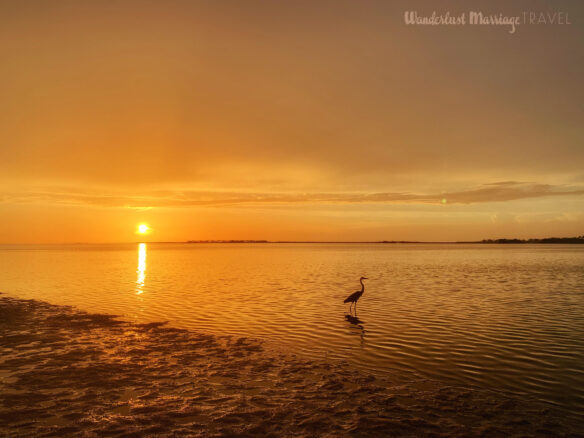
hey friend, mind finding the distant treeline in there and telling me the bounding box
[481,236,584,244]
[187,240,269,243]
[379,241,427,244]
[184,237,584,244]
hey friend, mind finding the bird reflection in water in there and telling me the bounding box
[136,243,147,295]
[345,314,365,345]
[345,314,363,325]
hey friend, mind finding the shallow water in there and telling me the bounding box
[4,296,575,437]
[1,243,583,421]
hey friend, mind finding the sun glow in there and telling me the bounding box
[137,224,150,235]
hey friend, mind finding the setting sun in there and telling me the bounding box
[137,224,150,235]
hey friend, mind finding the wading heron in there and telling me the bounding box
[344,277,367,314]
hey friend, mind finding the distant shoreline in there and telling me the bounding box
[184,237,584,244]
[2,237,583,246]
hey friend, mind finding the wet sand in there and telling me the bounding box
[0,295,581,437]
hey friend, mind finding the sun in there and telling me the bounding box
[137,224,150,235]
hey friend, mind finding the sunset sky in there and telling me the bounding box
[1,0,583,243]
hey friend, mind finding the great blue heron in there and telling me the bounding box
[344,277,367,314]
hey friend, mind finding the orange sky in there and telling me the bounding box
[1,0,583,243]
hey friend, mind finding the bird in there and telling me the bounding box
[344,277,368,314]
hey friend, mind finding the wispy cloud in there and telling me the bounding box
[2,182,583,209]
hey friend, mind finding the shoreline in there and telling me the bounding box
[1,295,581,437]
[2,236,584,246]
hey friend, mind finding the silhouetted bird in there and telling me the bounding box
[344,277,367,314]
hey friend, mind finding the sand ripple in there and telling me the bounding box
[0,295,581,437]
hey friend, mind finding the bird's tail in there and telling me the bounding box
[343,297,351,303]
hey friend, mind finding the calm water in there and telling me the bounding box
[1,243,583,418]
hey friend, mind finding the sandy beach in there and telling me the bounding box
[0,294,581,437]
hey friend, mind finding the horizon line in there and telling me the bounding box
[1,236,583,246]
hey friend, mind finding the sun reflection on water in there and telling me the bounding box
[136,243,147,295]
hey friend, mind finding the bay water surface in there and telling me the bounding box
[1,243,583,422]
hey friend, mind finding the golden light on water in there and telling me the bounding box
[136,243,147,295]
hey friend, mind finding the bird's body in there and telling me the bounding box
[343,290,363,304]
[344,277,367,314]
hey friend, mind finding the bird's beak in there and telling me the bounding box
[363,277,368,280]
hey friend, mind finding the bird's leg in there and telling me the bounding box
[348,302,353,314]
[355,302,358,315]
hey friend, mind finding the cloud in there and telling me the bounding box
[2,182,584,209]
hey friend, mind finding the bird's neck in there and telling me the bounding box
[360,279,365,291]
